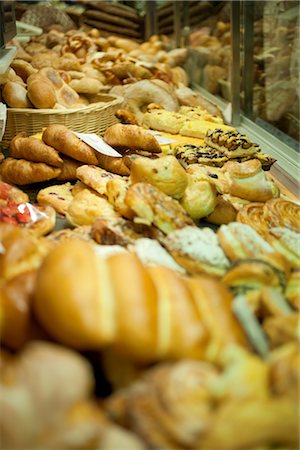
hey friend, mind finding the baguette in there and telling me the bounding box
[42,125,99,165]
[33,240,247,362]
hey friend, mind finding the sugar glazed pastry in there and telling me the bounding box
[205,129,260,159]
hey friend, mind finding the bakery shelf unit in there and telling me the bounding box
[153,0,299,194]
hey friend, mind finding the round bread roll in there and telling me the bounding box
[2,82,32,108]
[69,77,103,94]
[10,59,37,81]
[27,74,57,109]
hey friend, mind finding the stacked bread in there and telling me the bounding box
[83,1,142,40]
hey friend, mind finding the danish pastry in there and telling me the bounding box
[267,227,300,269]
[180,176,217,220]
[125,182,195,234]
[218,222,290,275]
[263,199,300,232]
[237,202,269,237]
[76,165,120,196]
[0,158,61,185]
[66,189,119,227]
[205,129,260,159]
[37,182,74,215]
[224,159,280,202]
[162,226,230,277]
[106,178,133,219]
[130,155,188,200]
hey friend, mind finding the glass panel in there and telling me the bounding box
[243,1,299,147]
[184,1,232,102]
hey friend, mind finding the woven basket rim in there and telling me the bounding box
[6,94,123,115]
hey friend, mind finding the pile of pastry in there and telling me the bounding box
[0,116,299,448]
[0,217,299,449]
[1,26,191,111]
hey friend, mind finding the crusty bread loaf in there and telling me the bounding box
[33,240,247,362]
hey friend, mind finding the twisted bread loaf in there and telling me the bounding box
[33,240,247,363]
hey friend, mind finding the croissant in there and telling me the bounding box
[33,240,247,363]
[10,133,63,167]
[42,125,99,165]
[104,123,161,154]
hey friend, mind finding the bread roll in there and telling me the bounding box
[33,240,247,361]
[10,59,37,81]
[27,74,57,109]
[42,125,99,165]
[2,81,32,108]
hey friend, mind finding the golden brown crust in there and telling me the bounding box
[0,158,61,185]
[10,134,63,168]
[130,155,188,200]
[95,153,130,176]
[115,109,139,125]
[76,165,120,195]
[125,182,195,234]
[2,81,32,108]
[27,205,56,237]
[205,195,237,225]
[27,73,57,109]
[263,198,300,232]
[91,216,145,246]
[106,178,134,219]
[56,156,84,181]
[37,183,73,215]
[237,202,269,237]
[285,271,300,310]
[43,125,99,165]
[104,124,161,153]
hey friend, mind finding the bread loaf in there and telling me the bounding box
[33,240,247,362]
[27,74,57,109]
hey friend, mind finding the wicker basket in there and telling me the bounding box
[2,94,124,147]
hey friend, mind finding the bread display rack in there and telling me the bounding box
[2,94,123,147]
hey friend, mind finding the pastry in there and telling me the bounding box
[10,133,63,167]
[71,180,98,196]
[26,204,56,237]
[66,189,119,227]
[38,67,79,108]
[114,79,179,122]
[186,164,230,194]
[76,165,121,196]
[42,125,99,165]
[142,110,186,134]
[33,240,246,359]
[47,226,93,244]
[106,178,133,219]
[104,124,161,153]
[205,195,237,225]
[263,198,300,232]
[0,158,61,185]
[131,238,186,274]
[95,153,130,176]
[92,216,145,246]
[217,222,290,275]
[115,109,139,125]
[180,176,217,220]
[224,159,280,202]
[161,226,230,277]
[179,105,224,123]
[237,202,269,237]
[175,144,228,168]
[180,121,235,139]
[56,156,83,180]
[37,182,74,215]
[125,182,195,234]
[263,313,298,348]
[0,181,29,205]
[0,223,51,280]
[205,129,260,158]
[130,155,188,200]
[285,270,300,310]
[267,227,300,269]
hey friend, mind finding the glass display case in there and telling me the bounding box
[151,0,299,191]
